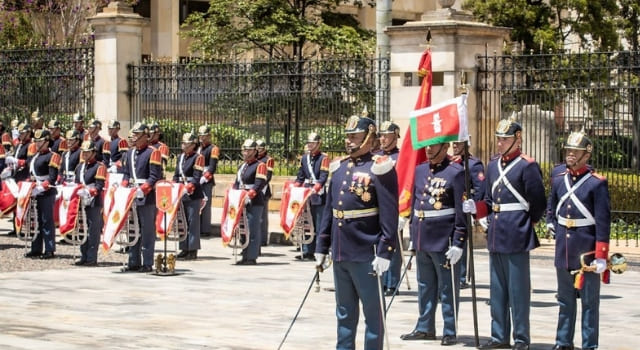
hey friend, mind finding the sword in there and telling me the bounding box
[373,246,390,350]
[277,269,319,350]
[386,254,414,313]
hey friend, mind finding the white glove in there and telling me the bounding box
[5,156,17,166]
[315,253,327,268]
[546,223,556,239]
[591,258,607,274]
[478,217,489,231]
[31,186,44,197]
[200,176,208,185]
[462,199,476,214]
[77,188,89,197]
[445,246,463,265]
[0,168,11,179]
[398,216,408,232]
[136,187,144,199]
[244,196,251,206]
[371,256,391,275]
[107,165,118,173]
[55,187,62,200]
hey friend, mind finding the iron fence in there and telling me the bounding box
[0,46,94,126]
[129,57,390,175]
[476,49,640,237]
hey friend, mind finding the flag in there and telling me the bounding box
[58,184,82,235]
[154,180,185,238]
[101,185,137,251]
[409,94,469,149]
[220,188,249,246]
[279,181,313,238]
[396,48,432,217]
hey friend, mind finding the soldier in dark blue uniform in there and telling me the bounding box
[57,130,83,185]
[72,112,86,141]
[120,122,163,273]
[174,131,205,260]
[74,140,107,266]
[315,115,398,350]
[294,132,329,260]
[233,139,267,265]
[451,139,486,289]
[4,122,32,236]
[149,123,170,173]
[24,129,61,259]
[47,118,64,155]
[31,108,44,131]
[547,131,610,350]
[463,118,546,350]
[197,125,219,237]
[85,120,105,163]
[256,140,274,247]
[374,121,403,296]
[103,120,129,172]
[400,141,467,346]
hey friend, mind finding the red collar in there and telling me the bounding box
[501,149,521,162]
[568,165,590,177]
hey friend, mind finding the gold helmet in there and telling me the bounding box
[47,118,62,129]
[107,120,120,129]
[33,129,51,142]
[80,140,97,152]
[31,108,43,123]
[181,131,198,144]
[495,116,522,137]
[564,129,592,153]
[198,124,211,136]
[131,122,149,134]
[242,138,257,150]
[307,132,321,143]
[72,112,84,122]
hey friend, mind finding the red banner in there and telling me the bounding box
[154,181,185,238]
[279,181,313,238]
[397,48,432,216]
[220,188,249,245]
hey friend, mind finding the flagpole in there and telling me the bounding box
[460,72,480,348]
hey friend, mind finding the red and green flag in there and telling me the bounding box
[409,94,469,149]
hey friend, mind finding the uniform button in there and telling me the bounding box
[567,214,571,218]
[497,198,501,203]
[494,214,498,219]
[388,246,393,251]
[338,222,343,227]
[340,191,344,195]
[342,181,347,185]
[566,233,570,238]
[498,188,501,192]
[420,201,424,205]
[567,204,572,209]
[346,171,350,175]
[338,201,342,205]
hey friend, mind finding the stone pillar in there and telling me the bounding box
[88,1,149,135]
[385,4,510,160]
[150,0,180,60]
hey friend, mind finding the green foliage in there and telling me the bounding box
[462,0,620,52]
[181,0,375,61]
[0,11,40,48]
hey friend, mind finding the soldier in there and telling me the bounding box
[450,139,486,289]
[233,139,267,265]
[315,115,398,350]
[293,132,329,261]
[256,139,274,247]
[72,112,86,140]
[375,121,403,296]
[399,141,467,346]
[47,118,65,155]
[197,125,219,237]
[149,123,170,171]
[24,129,61,259]
[74,140,107,266]
[174,131,205,260]
[103,120,129,171]
[57,130,83,185]
[547,131,610,350]
[31,108,44,131]
[86,120,105,162]
[463,117,546,350]
[0,120,12,154]
[4,122,32,236]
[120,122,163,272]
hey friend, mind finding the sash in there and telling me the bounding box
[101,185,136,251]
[492,157,530,212]
[220,188,248,245]
[279,181,313,238]
[154,180,185,238]
[57,184,82,235]
[15,181,35,233]
[0,178,18,217]
[103,173,124,223]
[555,172,595,225]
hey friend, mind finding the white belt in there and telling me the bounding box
[414,208,455,218]
[134,179,147,184]
[33,175,49,181]
[333,208,379,219]
[492,203,528,212]
[304,179,318,184]
[241,184,255,190]
[184,177,194,181]
[558,216,595,228]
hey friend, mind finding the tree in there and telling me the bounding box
[462,0,619,52]
[181,0,375,61]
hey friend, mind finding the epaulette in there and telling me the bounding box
[371,154,394,175]
[256,162,268,178]
[102,141,111,154]
[265,157,274,170]
[329,155,348,173]
[96,163,107,180]
[194,154,205,171]
[117,139,129,152]
[448,160,464,171]
[211,145,220,159]
[159,143,170,160]
[520,153,536,163]
[58,139,68,153]
[1,133,11,146]
[49,152,61,169]
[592,172,607,181]
[27,143,37,156]
[320,154,330,171]
[149,149,163,166]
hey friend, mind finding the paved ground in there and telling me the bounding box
[0,211,638,350]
